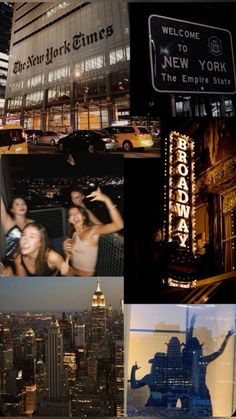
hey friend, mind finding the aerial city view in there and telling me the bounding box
[0,277,124,416]
[1,1,236,418]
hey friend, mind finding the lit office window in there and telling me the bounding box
[75,55,105,77]
[27,74,44,89]
[109,46,130,65]
[74,62,85,78]
[26,90,43,106]
[85,55,105,71]
[46,2,69,18]
[48,66,70,82]
[0,78,6,86]
[0,60,8,69]
[0,52,8,67]
[48,84,70,102]
[8,96,23,109]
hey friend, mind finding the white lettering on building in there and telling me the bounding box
[167,132,196,250]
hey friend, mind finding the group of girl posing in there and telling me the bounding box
[1,187,123,277]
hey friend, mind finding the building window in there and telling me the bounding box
[48,66,70,83]
[109,46,130,65]
[75,55,105,78]
[11,80,24,92]
[223,204,236,272]
[0,62,8,70]
[26,90,43,106]
[45,2,69,19]
[110,70,129,93]
[75,76,106,98]
[27,74,44,89]
[8,96,23,109]
[48,84,70,102]
[85,56,105,72]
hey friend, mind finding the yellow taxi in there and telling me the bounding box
[0,124,28,154]
[102,125,154,151]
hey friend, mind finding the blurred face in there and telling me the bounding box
[71,191,84,206]
[20,225,41,255]
[68,207,84,227]
[11,198,27,216]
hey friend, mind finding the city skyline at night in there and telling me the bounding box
[0,279,124,416]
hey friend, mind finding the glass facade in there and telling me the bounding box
[5,2,130,131]
[126,304,236,416]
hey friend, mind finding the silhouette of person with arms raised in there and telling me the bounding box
[131,353,169,407]
[131,338,183,408]
[182,313,235,415]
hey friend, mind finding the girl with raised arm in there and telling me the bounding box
[63,187,123,276]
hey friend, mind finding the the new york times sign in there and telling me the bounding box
[149,15,236,94]
[13,25,113,74]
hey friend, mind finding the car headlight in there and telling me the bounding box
[101,137,112,142]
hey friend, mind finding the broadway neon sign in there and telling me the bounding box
[167,131,196,252]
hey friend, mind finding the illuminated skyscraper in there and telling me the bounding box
[91,279,106,342]
[22,328,36,385]
[5,2,130,130]
[24,384,36,415]
[0,345,13,393]
[74,324,85,347]
[115,340,124,416]
[46,320,64,400]
[0,325,11,345]
[59,313,73,351]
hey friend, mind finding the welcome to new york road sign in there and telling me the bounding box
[149,15,236,94]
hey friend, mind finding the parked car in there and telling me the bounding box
[57,130,119,153]
[32,130,65,146]
[102,125,154,151]
[24,129,43,142]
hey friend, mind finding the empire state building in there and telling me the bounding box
[91,279,106,342]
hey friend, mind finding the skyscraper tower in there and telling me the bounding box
[74,324,85,347]
[115,340,124,416]
[22,329,36,359]
[91,279,106,342]
[0,325,10,345]
[22,328,36,385]
[0,3,13,116]
[46,320,64,400]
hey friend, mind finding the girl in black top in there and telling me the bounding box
[1,196,33,269]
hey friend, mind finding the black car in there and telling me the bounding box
[57,130,119,153]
